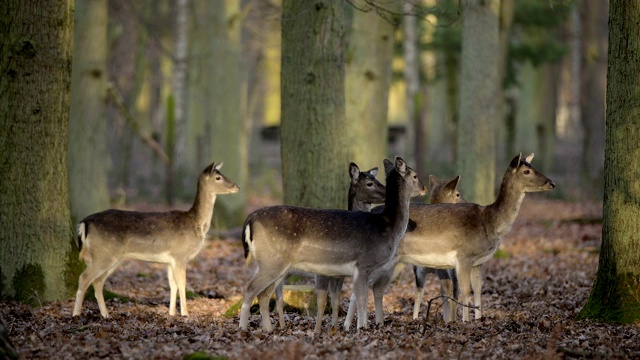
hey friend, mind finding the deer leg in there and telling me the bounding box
[257,282,278,332]
[171,262,189,316]
[239,267,287,331]
[344,292,356,331]
[314,275,330,333]
[413,266,428,320]
[167,266,178,316]
[470,265,483,320]
[353,271,370,330]
[436,269,454,322]
[328,277,344,328]
[456,263,472,322]
[73,257,119,317]
[92,261,121,318]
[274,280,285,329]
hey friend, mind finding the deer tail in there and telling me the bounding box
[242,222,254,266]
[77,222,88,261]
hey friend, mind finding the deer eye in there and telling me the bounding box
[215,176,222,181]
[366,182,373,187]
[523,170,531,175]
[456,193,460,197]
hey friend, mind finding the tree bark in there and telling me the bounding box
[457,0,500,205]
[0,0,80,302]
[68,0,111,223]
[577,0,640,323]
[281,0,348,209]
[345,3,396,171]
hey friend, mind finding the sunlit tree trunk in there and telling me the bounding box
[345,4,396,171]
[68,0,110,223]
[577,0,640,324]
[579,0,608,185]
[0,0,81,302]
[281,0,348,209]
[457,0,500,205]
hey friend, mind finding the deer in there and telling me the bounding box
[412,175,465,322]
[392,153,555,322]
[267,163,386,332]
[239,157,426,332]
[342,174,465,329]
[72,162,239,318]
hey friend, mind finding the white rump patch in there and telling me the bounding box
[244,224,255,255]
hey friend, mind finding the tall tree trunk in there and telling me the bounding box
[166,0,189,205]
[0,0,80,302]
[345,3,396,171]
[68,0,110,223]
[281,0,348,209]
[457,0,500,205]
[578,0,640,323]
[579,0,608,186]
[403,1,418,168]
[208,0,247,228]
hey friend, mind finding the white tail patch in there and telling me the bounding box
[77,222,90,263]
[244,224,254,265]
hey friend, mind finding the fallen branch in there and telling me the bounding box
[107,82,170,165]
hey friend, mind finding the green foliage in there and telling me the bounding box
[12,263,45,306]
[182,351,228,360]
[186,290,201,300]
[222,300,242,318]
[83,286,131,303]
[165,94,176,159]
[493,248,510,259]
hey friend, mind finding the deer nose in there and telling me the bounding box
[547,181,556,189]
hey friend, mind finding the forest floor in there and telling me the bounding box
[3,196,640,359]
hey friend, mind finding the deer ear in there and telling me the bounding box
[446,175,461,191]
[509,153,522,172]
[349,162,360,183]
[524,153,534,163]
[368,167,379,177]
[429,175,439,189]
[383,159,394,176]
[394,156,407,175]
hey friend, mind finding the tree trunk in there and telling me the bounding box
[0,0,80,302]
[457,0,500,205]
[281,0,348,209]
[345,3,396,171]
[403,1,418,168]
[207,0,247,228]
[579,0,608,185]
[68,0,110,223]
[577,1,640,323]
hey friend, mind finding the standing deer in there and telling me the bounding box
[239,157,426,331]
[343,174,465,328]
[393,153,554,322]
[72,162,239,318]
[412,175,465,322]
[267,163,386,332]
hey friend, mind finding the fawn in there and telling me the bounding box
[72,162,239,318]
[239,157,426,331]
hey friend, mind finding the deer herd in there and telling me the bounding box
[72,154,555,334]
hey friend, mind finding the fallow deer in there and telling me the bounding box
[239,157,426,331]
[72,162,239,318]
[393,154,554,322]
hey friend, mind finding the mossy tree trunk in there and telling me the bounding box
[345,3,396,172]
[456,0,500,205]
[280,0,348,209]
[68,0,110,223]
[0,0,80,302]
[577,0,640,323]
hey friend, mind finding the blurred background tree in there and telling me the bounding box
[54,0,603,228]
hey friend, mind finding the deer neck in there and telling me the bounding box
[486,172,525,238]
[383,175,411,236]
[349,198,371,212]
[188,183,217,236]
